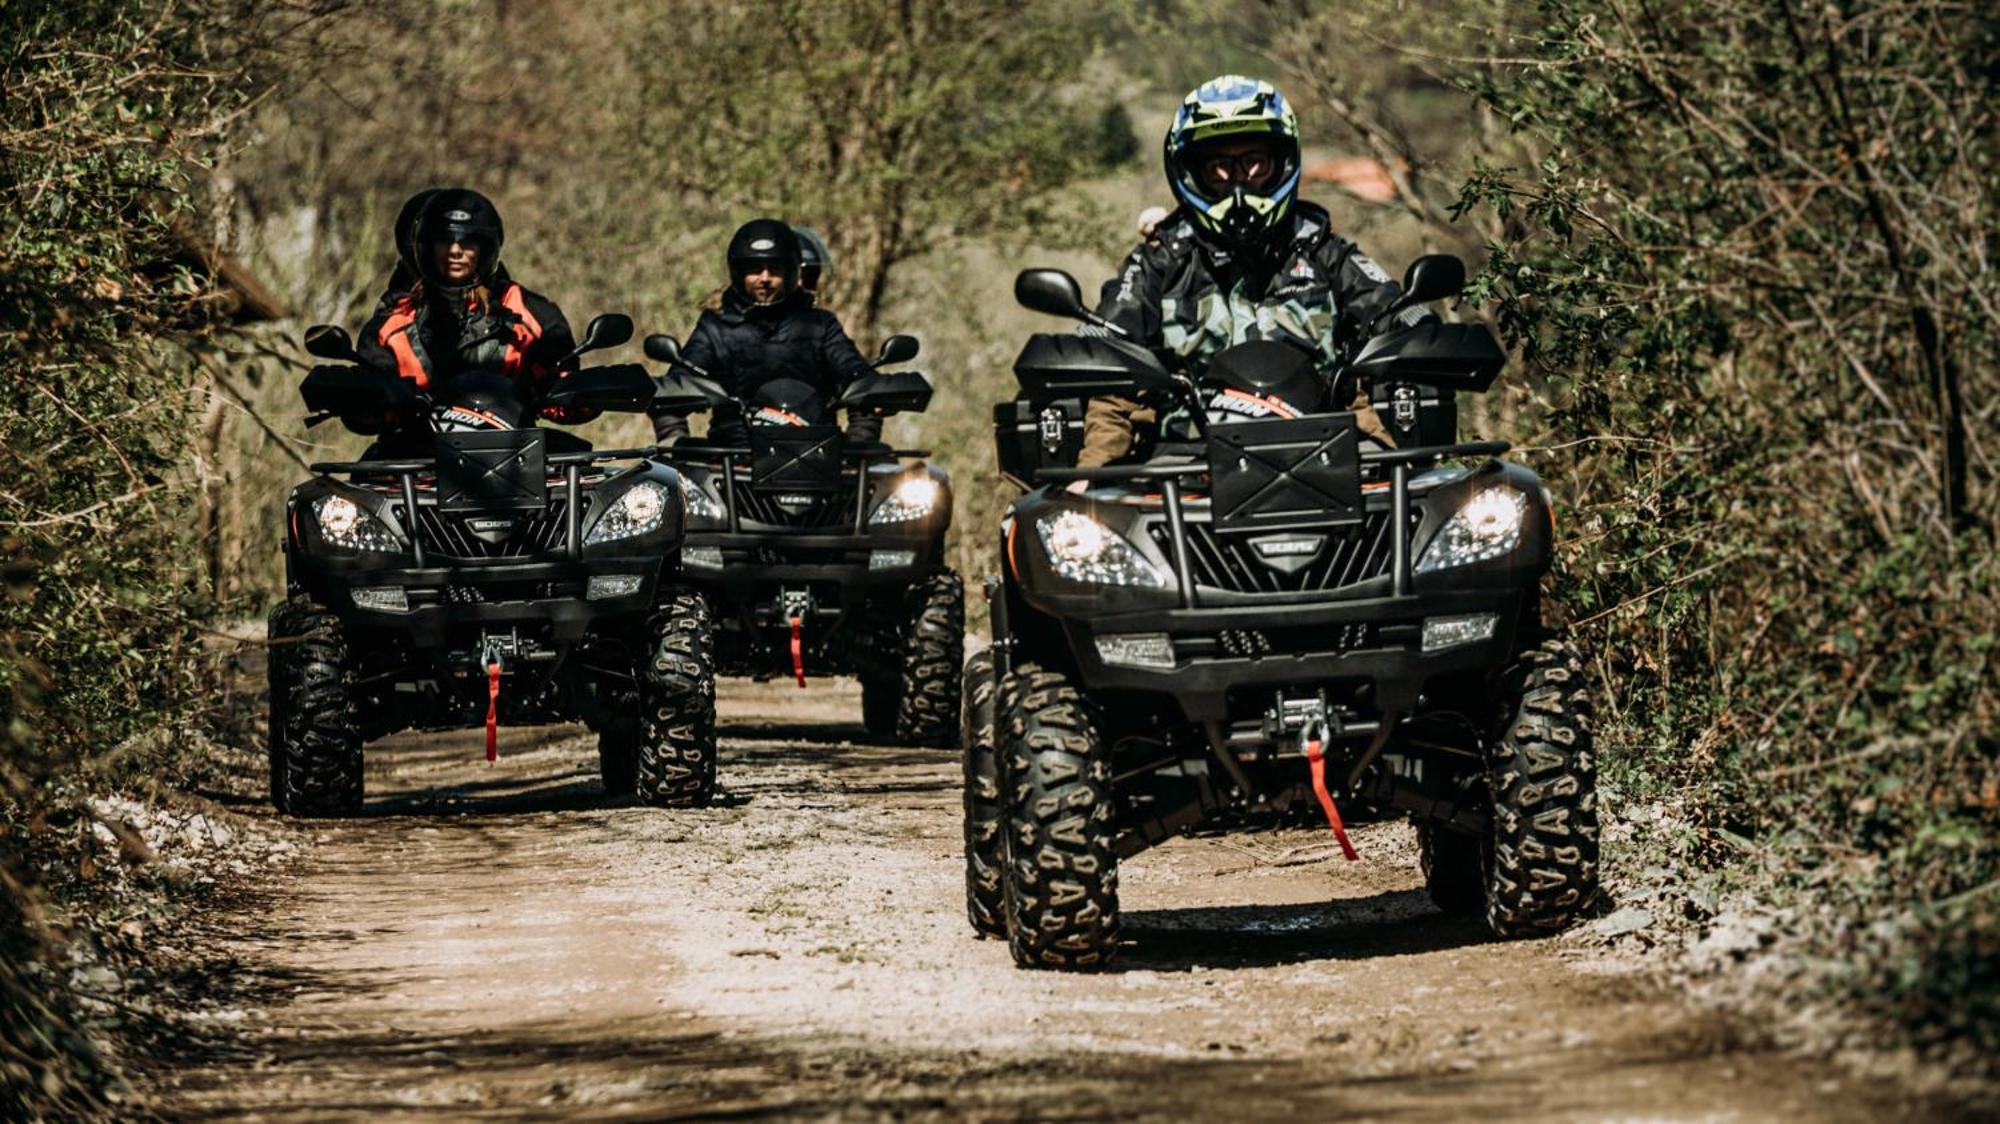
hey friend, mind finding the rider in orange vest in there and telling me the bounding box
[358,188,596,425]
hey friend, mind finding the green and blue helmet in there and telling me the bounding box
[1164,75,1303,249]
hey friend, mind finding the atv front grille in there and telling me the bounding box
[1168,622,1378,663]
[733,485,858,529]
[407,500,574,558]
[438,579,567,604]
[1213,622,1375,658]
[1148,511,1406,595]
[746,544,867,567]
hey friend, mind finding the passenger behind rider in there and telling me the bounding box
[651,218,881,449]
[1071,76,1427,493]
[357,188,595,444]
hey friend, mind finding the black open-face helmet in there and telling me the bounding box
[726,218,801,303]
[411,188,505,293]
[791,225,831,294]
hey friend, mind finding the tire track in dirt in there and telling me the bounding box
[150,679,1951,1120]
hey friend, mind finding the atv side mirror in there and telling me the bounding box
[1016,268,1130,337]
[573,313,634,357]
[1372,254,1469,333]
[875,334,920,366]
[1400,254,1466,305]
[303,324,360,363]
[1015,269,1089,320]
[643,333,682,365]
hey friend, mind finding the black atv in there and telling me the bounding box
[646,333,963,746]
[965,258,1597,968]
[268,313,720,815]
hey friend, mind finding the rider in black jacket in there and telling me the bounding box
[651,219,880,447]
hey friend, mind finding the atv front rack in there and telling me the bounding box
[668,444,932,536]
[1035,441,1508,607]
[309,447,658,566]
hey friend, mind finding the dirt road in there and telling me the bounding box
[150,679,1946,1121]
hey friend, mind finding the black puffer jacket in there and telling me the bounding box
[651,289,880,446]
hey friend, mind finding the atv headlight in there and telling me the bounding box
[312,495,400,552]
[586,481,669,544]
[870,474,940,524]
[1035,510,1169,589]
[678,476,725,523]
[1417,487,1527,572]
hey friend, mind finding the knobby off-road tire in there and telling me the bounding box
[998,664,1120,969]
[264,600,304,814]
[269,597,363,817]
[636,588,718,808]
[961,649,1007,939]
[1484,636,1599,937]
[895,569,964,748]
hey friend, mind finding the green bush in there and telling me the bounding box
[0,1,287,1112]
[1287,0,1996,1061]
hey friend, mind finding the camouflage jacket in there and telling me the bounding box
[1080,201,1412,466]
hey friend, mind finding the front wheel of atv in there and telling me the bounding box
[636,589,718,808]
[998,664,1119,969]
[268,598,363,817]
[895,569,963,748]
[264,600,301,814]
[961,649,1007,939]
[1483,636,1599,937]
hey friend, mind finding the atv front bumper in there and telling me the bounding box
[296,556,660,647]
[679,529,944,591]
[1052,587,1531,721]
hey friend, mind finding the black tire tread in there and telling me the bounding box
[961,649,1007,938]
[896,569,964,748]
[270,597,363,817]
[998,664,1119,969]
[636,588,718,808]
[1484,636,1599,937]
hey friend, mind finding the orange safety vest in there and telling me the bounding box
[376,283,545,390]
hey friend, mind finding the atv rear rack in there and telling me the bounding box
[308,447,658,566]
[1035,441,1508,607]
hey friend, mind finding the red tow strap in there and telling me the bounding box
[788,616,807,688]
[485,659,502,762]
[1305,736,1360,861]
